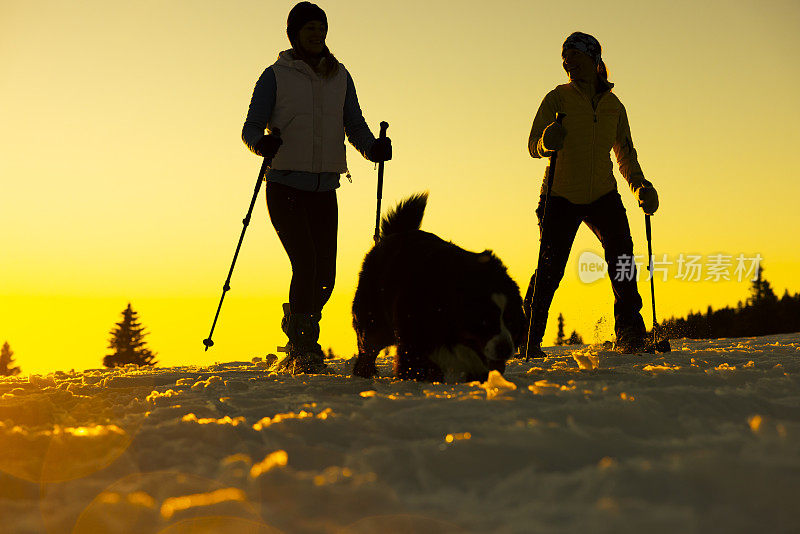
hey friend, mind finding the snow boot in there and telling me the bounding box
[279,313,329,375]
[516,297,548,360]
[516,332,548,359]
[520,342,547,359]
[612,325,653,354]
[529,345,547,359]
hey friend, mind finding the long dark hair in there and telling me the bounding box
[598,60,613,89]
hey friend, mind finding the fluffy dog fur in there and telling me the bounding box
[351,193,526,382]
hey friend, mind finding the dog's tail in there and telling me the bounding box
[380,192,428,238]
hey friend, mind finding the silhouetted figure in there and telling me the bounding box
[242,2,391,375]
[524,32,659,356]
[0,342,21,376]
[104,303,157,367]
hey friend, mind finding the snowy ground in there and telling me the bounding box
[1,334,799,534]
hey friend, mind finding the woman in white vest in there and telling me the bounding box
[524,32,659,356]
[242,2,391,374]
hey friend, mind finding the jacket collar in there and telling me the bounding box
[568,81,614,105]
[276,49,339,79]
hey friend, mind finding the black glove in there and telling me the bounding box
[635,182,659,215]
[254,133,282,159]
[368,137,392,163]
[541,121,566,152]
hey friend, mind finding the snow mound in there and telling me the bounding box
[1,333,799,533]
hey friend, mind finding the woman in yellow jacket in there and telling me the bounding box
[524,32,659,355]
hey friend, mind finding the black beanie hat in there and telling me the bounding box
[287,2,327,45]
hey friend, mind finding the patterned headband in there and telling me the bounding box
[562,32,602,65]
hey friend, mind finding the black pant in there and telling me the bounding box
[524,190,646,345]
[266,181,338,315]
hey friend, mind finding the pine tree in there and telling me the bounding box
[104,303,157,367]
[748,266,777,306]
[555,313,566,346]
[0,342,21,376]
[567,330,584,345]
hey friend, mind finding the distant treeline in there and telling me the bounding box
[660,270,800,339]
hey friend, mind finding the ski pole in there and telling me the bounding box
[645,215,657,332]
[524,112,565,360]
[203,130,280,351]
[373,121,389,243]
[645,214,671,352]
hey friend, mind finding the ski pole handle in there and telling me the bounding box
[374,121,389,243]
[261,128,281,180]
[544,113,565,195]
[376,121,389,200]
[376,122,388,199]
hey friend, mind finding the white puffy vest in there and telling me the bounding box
[268,55,348,173]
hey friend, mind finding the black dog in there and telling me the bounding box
[351,193,525,382]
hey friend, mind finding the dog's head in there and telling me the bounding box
[453,251,526,374]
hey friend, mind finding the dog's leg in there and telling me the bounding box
[352,324,388,378]
[352,278,395,378]
[352,349,379,378]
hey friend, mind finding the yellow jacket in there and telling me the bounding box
[528,83,646,205]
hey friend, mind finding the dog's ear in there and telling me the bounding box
[478,250,495,263]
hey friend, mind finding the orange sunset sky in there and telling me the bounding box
[2,0,799,374]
